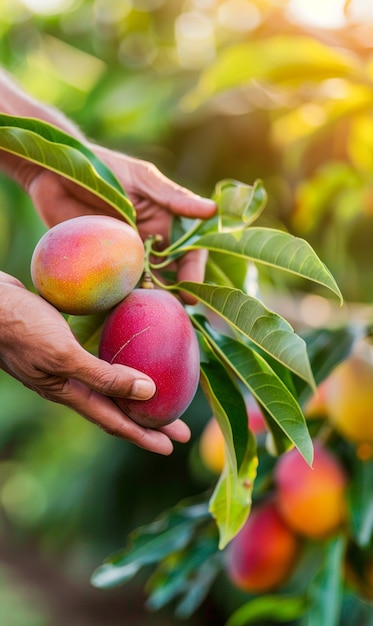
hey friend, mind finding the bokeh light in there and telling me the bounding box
[217,0,261,33]
[175,11,215,68]
[19,0,76,16]
[286,0,346,28]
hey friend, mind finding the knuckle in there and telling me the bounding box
[91,368,125,396]
[35,377,68,402]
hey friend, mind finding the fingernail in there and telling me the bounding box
[131,379,156,400]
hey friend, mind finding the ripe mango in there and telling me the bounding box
[225,500,299,593]
[31,215,144,315]
[274,441,347,539]
[99,288,200,428]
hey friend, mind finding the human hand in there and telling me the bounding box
[0,273,191,455]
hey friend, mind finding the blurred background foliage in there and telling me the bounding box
[1,0,373,624]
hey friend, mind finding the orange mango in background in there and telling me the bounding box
[322,354,373,445]
[225,500,299,594]
[199,395,266,474]
[274,441,347,539]
[304,378,329,419]
[199,417,226,475]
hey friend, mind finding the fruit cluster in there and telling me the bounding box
[225,441,347,594]
[198,349,373,597]
[30,215,200,428]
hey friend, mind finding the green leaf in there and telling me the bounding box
[0,114,136,228]
[348,455,373,547]
[90,500,210,589]
[198,334,258,548]
[194,315,313,465]
[262,415,295,458]
[205,252,252,291]
[225,594,308,626]
[303,535,346,626]
[212,179,267,230]
[208,433,257,549]
[171,551,220,619]
[198,333,250,474]
[298,324,365,403]
[182,282,315,388]
[183,36,361,109]
[165,179,267,257]
[182,228,343,302]
[146,534,220,618]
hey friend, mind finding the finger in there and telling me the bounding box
[51,378,176,455]
[0,271,25,288]
[71,357,191,444]
[159,419,191,443]
[65,350,156,401]
[63,351,191,447]
[177,248,209,305]
[145,166,217,219]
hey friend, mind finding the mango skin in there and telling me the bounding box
[226,500,299,594]
[31,215,144,315]
[275,441,347,539]
[98,288,200,428]
[324,355,373,445]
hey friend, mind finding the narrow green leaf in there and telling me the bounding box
[182,282,315,388]
[173,552,220,619]
[90,502,209,589]
[263,415,295,458]
[208,432,257,549]
[304,535,346,626]
[0,114,136,228]
[182,228,342,302]
[198,335,249,473]
[0,114,125,192]
[225,594,308,626]
[194,315,313,465]
[297,324,365,403]
[205,252,251,290]
[146,535,219,617]
[348,455,373,547]
[198,334,258,548]
[91,526,190,589]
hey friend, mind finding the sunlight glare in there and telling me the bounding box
[286,0,346,29]
[347,0,373,22]
[20,0,75,15]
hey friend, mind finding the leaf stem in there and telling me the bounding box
[165,218,204,254]
[143,235,177,291]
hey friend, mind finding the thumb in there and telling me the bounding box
[69,349,156,400]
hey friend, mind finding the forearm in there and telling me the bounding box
[0,68,85,138]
